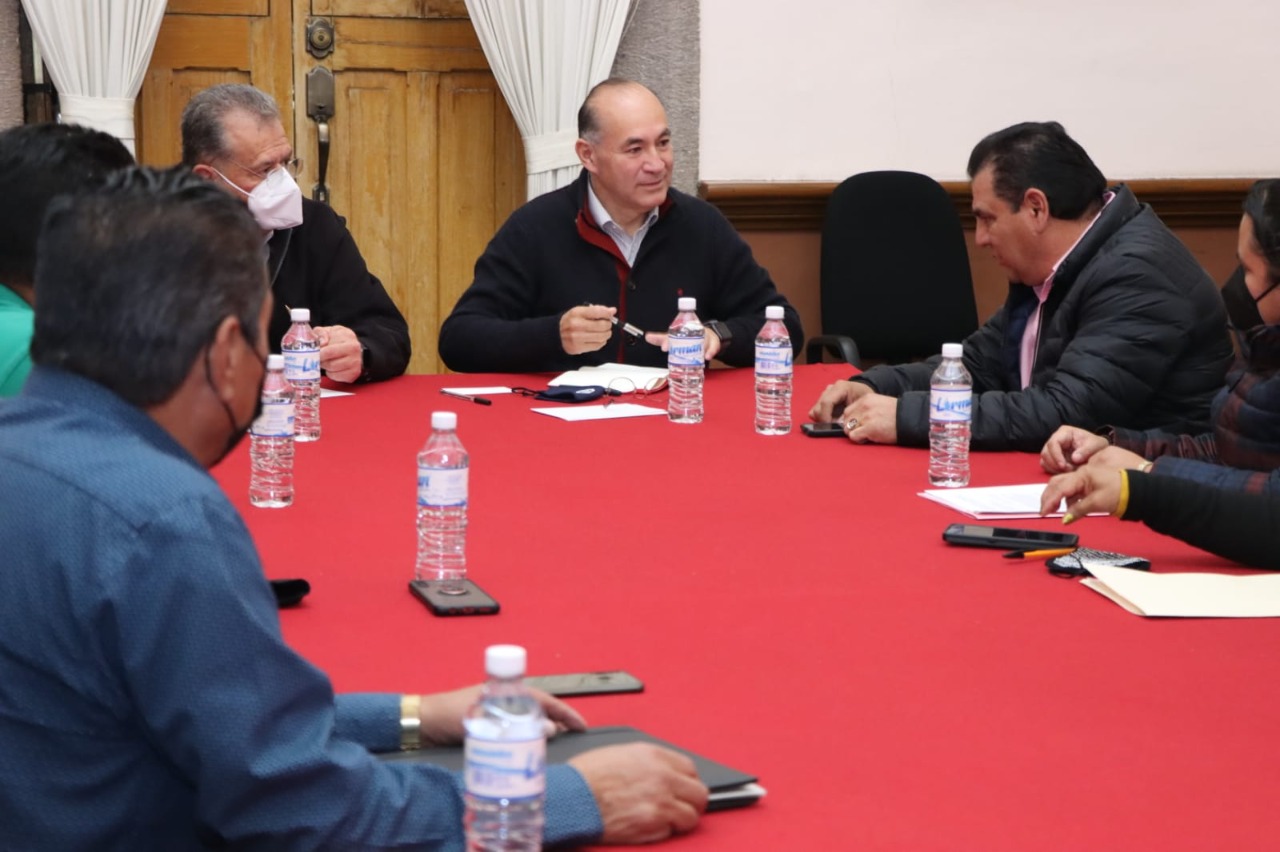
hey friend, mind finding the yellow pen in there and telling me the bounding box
[1002,547,1078,560]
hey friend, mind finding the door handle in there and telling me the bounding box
[306,66,334,205]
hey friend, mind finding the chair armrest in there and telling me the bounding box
[805,335,862,368]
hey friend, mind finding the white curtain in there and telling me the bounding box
[465,0,632,200]
[21,0,168,156]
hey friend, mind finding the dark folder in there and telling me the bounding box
[380,725,765,812]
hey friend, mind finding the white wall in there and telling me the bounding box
[700,0,1280,181]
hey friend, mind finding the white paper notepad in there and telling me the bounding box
[548,363,669,391]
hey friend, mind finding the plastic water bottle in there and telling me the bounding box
[929,342,972,487]
[248,354,295,508]
[754,305,792,434]
[464,645,546,852]
[416,411,469,593]
[281,307,320,442]
[667,296,704,424]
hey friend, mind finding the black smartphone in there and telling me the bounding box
[408,579,500,616]
[942,523,1079,550]
[523,671,645,697]
[802,422,846,438]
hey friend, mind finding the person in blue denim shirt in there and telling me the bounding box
[0,167,706,850]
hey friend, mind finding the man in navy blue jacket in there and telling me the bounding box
[810,121,1231,452]
[439,79,803,372]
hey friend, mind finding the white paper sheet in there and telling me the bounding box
[918,483,1100,519]
[530,403,667,422]
[1082,564,1280,618]
[319,387,354,398]
[441,386,513,395]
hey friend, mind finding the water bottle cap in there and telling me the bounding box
[941,343,963,359]
[431,411,458,430]
[265,353,285,370]
[677,297,697,311]
[290,308,311,322]
[485,644,527,678]
[765,305,784,320]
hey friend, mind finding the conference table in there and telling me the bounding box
[215,363,1280,851]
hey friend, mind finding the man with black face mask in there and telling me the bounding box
[0,166,709,852]
[1042,178,1280,496]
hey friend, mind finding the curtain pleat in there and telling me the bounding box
[21,0,167,156]
[465,0,633,200]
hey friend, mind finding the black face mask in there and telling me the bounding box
[1222,268,1280,333]
[205,329,267,466]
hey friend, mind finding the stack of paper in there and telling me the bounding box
[549,363,668,392]
[1083,564,1280,617]
[919,483,1073,519]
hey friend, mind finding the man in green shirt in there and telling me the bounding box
[0,123,133,397]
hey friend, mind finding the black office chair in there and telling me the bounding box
[807,170,978,368]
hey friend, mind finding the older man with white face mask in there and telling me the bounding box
[183,84,410,384]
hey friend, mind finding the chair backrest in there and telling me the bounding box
[819,170,978,363]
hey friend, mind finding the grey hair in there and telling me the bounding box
[181,84,282,166]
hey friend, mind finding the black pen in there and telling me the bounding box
[611,315,647,340]
[440,389,492,406]
[581,302,646,340]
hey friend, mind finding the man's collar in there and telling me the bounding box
[585,178,659,235]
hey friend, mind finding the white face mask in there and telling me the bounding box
[213,166,304,232]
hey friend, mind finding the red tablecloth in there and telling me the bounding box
[215,364,1280,851]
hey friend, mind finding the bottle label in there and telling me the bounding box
[283,349,321,381]
[418,465,468,507]
[464,735,546,801]
[668,336,704,368]
[930,387,972,422]
[251,400,295,437]
[755,344,793,376]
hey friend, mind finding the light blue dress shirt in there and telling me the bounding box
[0,367,602,850]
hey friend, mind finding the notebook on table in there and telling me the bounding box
[380,724,765,812]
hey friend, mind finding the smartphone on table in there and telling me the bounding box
[802,422,847,438]
[942,523,1079,551]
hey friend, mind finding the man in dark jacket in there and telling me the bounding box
[437,79,802,373]
[810,121,1232,452]
[182,84,411,383]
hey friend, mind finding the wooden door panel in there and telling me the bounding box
[302,9,523,373]
[138,8,292,166]
[324,0,467,18]
[167,0,269,14]
[332,18,490,72]
[138,69,251,166]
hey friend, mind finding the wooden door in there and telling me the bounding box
[137,0,525,375]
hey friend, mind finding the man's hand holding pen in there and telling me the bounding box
[561,303,659,356]
[559,304,616,355]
